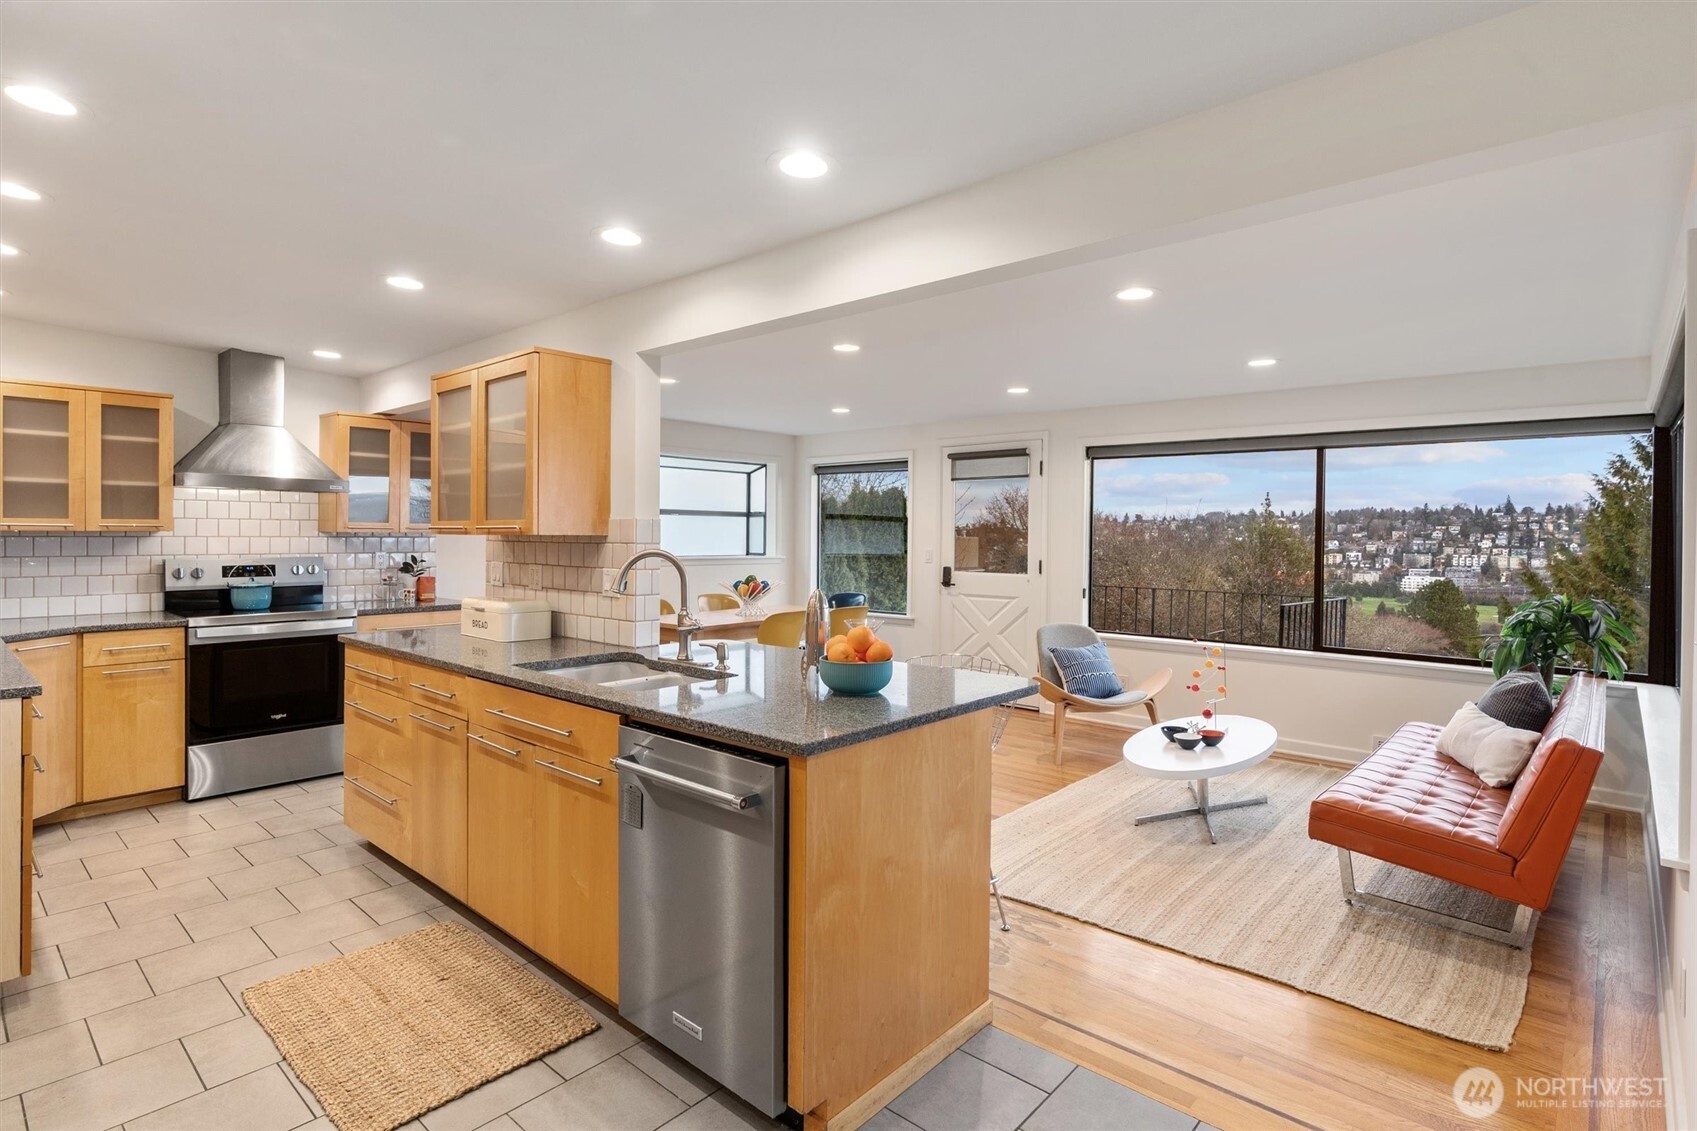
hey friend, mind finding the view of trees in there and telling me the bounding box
[954,481,1028,574]
[818,468,910,614]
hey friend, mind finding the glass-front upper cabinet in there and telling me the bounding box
[478,354,534,532]
[0,383,85,530]
[85,391,173,532]
[317,413,440,534]
[432,374,473,530]
[345,423,394,528]
[402,422,432,532]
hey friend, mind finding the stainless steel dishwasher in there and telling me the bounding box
[613,725,788,1118]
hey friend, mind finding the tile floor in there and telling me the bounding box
[0,776,1212,1131]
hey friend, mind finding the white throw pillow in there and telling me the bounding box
[1436,701,1542,788]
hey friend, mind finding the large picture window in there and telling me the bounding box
[659,455,767,557]
[1087,418,1665,679]
[817,459,909,615]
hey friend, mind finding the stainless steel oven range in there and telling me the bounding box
[165,556,356,799]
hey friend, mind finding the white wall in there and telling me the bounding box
[0,315,360,458]
[657,420,796,615]
[790,356,1653,807]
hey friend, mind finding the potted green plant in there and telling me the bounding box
[1480,594,1635,688]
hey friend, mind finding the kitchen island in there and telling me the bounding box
[340,626,1032,1131]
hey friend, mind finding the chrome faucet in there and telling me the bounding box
[613,549,701,662]
[801,588,829,675]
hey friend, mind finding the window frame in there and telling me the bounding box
[658,453,770,559]
[812,454,913,617]
[1085,414,1671,683]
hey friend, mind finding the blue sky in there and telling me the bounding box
[1093,433,1644,517]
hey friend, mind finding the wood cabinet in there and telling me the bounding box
[405,703,467,900]
[79,629,187,802]
[465,724,537,942]
[8,638,76,817]
[0,697,26,982]
[318,414,433,534]
[531,745,620,1000]
[0,381,172,533]
[428,348,610,536]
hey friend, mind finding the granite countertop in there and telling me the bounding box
[0,611,189,645]
[0,649,41,700]
[342,599,462,616]
[342,627,1034,757]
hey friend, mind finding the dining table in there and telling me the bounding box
[659,605,801,643]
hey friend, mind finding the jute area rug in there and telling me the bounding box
[244,921,599,1131]
[992,759,1535,1050]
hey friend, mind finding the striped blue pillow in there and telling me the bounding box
[1048,643,1124,699]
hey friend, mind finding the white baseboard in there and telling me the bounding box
[1643,815,1687,1131]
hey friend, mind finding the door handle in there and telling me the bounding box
[345,663,396,682]
[407,712,456,734]
[344,700,399,725]
[408,682,457,701]
[475,524,523,531]
[346,776,399,807]
[101,642,169,653]
[31,755,42,774]
[941,566,953,588]
[13,641,70,652]
[102,665,171,675]
[535,759,602,787]
[469,732,523,758]
[29,701,42,720]
[483,708,572,738]
[612,755,756,811]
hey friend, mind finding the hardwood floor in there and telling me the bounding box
[988,710,1665,1131]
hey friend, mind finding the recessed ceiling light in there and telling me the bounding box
[0,181,41,202]
[832,343,860,353]
[831,407,851,415]
[775,150,830,179]
[3,86,76,117]
[311,349,342,360]
[599,227,642,247]
[658,377,677,385]
[0,243,20,257]
[385,275,424,290]
[1007,386,1030,395]
[1247,357,1278,368]
[1115,286,1155,301]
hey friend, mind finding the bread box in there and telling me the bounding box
[461,597,552,642]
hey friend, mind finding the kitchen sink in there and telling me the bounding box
[532,657,727,692]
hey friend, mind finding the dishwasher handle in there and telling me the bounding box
[612,754,758,812]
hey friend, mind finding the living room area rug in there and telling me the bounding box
[244,921,599,1131]
[992,759,1535,1050]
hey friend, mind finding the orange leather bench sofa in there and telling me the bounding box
[1308,672,1607,947]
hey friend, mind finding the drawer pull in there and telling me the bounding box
[409,681,457,701]
[29,701,42,720]
[536,759,602,787]
[102,665,171,675]
[31,755,42,774]
[13,641,70,652]
[484,708,573,739]
[469,732,522,758]
[476,524,523,531]
[346,663,396,682]
[98,522,161,528]
[345,700,399,725]
[8,522,73,528]
[101,642,170,653]
[408,712,456,734]
[347,776,399,807]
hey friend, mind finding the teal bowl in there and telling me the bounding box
[818,659,893,696]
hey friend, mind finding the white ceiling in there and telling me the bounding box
[0,2,1521,374]
[659,126,1695,434]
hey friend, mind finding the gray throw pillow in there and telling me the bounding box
[1475,668,1554,733]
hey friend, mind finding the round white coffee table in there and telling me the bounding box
[1122,715,1278,844]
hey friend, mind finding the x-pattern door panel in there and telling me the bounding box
[940,440,1043,680]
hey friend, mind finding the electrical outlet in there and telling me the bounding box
[924,550,934,564]
[1370,734,1390,751]
[489,561,505,586]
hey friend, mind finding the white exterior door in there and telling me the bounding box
[938,441,1044,678]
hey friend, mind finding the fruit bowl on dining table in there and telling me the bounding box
[723,576,777,617]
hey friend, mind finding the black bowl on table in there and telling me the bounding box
[1171,732,1203,750]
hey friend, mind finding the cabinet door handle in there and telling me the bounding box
[31,755,42,774]
[475,524,523,531]
[13,640,70,652]
[345,700,398,725]
[101,642,169,653]
[484,708,572,739]
[407,712,456,734]
[433,525,469,533]
[346,663,397,682]
[535,759,602,787]
[346,776,399,807]
[99,522,160,528]
[469,732,522,758]
[408,682,457,701]
[102,665,171,675]
[29,701,42,720]
[8,522,73,528]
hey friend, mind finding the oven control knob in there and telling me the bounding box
[170,567,185,580]
[306,563,320,575]
[291,564,304,576]
[190,567,204,580]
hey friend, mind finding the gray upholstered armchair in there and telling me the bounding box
[1035,624,1171,764]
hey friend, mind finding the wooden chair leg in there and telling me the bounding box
[1053,701,1068,765]
[1144,699,1159,728]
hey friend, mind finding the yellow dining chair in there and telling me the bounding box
[828,605,870,636]
[757,610,805,647]
[698,594,740,612]
[659,598,676,617]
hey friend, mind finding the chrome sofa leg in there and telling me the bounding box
[1336,846,1535,949]
[990,874,1010,932]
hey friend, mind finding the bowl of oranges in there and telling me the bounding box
[818,623,895,696]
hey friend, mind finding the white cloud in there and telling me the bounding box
[1099,471,1230,495]
[1462,473,1596,506]
[1329,442,1504,469]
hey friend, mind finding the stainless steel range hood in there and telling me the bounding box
[174,349,348,493]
